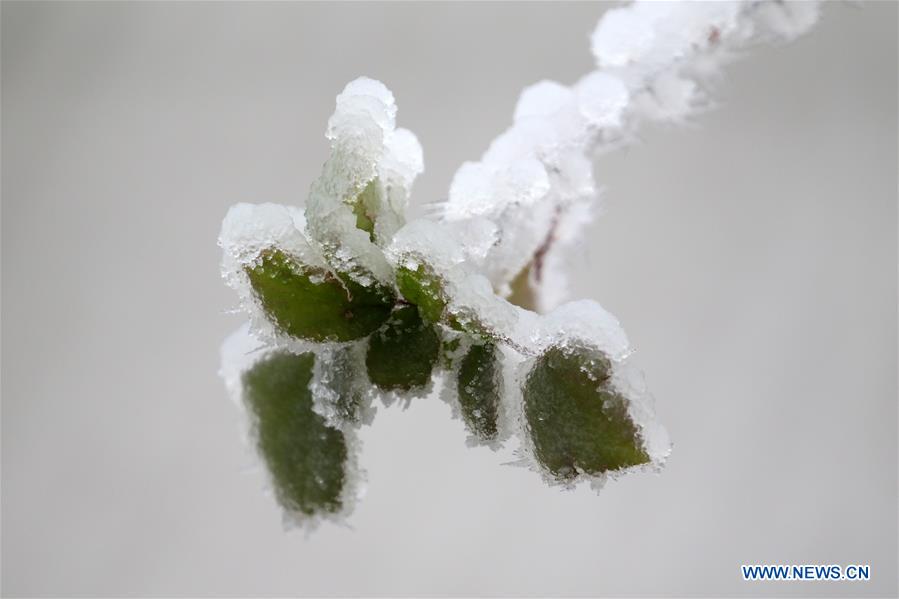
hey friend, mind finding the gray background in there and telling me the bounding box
[2,2,896,597]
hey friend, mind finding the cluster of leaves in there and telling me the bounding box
[223,0,827,523]
[232,176,650,520]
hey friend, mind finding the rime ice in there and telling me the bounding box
[219,1,822,527]
[439,0,821,312]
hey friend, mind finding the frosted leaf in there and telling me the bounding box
[219,203,342,344]
[445,271,521,342]
[243,351,348,516]
[219,202,325,277]
[387,219,522,343]
[456,341,503,442]
[309,341,375,428]
[521,345,652,482]
[365,305,441,393]
[609,357,672,466]
[435,329,518,449]
[244,248,394,343]
[219,324,366,530]
[529,299,631,362]
[305,77,422,284]
[390,219,508,329]
[305,170,395,289]
[515,301,670,485]
[396,262,447,323]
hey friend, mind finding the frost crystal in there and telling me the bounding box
[218,1,821,527]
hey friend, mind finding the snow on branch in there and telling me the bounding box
[438,0,820,312]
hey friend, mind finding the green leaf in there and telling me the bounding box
[246,248,394,342]
[366,304,440,391]
[523,346,649,479]
[439,333,463,370]
[446,311,496,343]
[457,342,501,441]
[351,179,378,240]
[395,263,447,323]
[242,351,347,516]
[395,259,501,345]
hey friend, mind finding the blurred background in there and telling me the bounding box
[2,2,896,596]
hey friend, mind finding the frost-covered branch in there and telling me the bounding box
[218,0,820,530]
[439,0,820,312]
